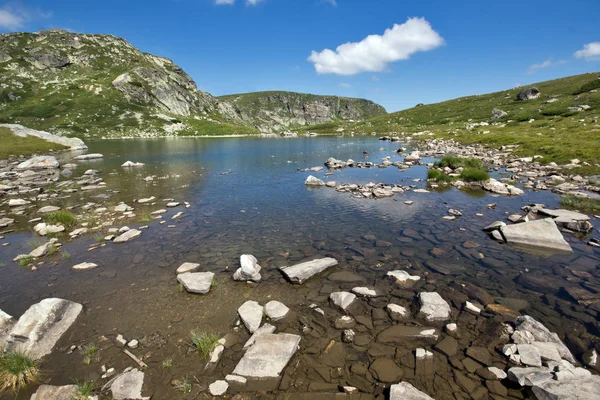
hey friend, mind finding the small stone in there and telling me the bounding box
[329,292,356,311]
[176,262,199,274]
[352,287,377,297]
[238,300,264,333]
[208,380,228,396]
[128,340,139,349]
[386,303,409,320]
[72,262,98,271]
[264,300,289,321]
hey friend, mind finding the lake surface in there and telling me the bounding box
[0,136,598,399]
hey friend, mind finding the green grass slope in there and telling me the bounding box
[307,73,600,169]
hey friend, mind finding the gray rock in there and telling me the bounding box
[38,205,61,214]
[532,375,600,400]
[0,217,15,228]
[500,218,572,253]
[515,315,575,363]
[386,303,409,320]
[233,254,262,282]
[492,108,508,119]
[176,262,199,274]
[243,323,276,349]
[483,220,506,232]
[372,187,394,198]
[204,344,225,373]
[387,270,420,284]
[238,300,264,333]
[74,153,103,160]
[532,342,562,362]
[517,344,542,366]
[517,87,540,101]
[2,124,86,150]
[279,257,338,284]
[33,223,65,236]
[9,198,31,207]
[29,242,54,258]
[305,175,325,186]
[352,287,378,297]
[113,229,142,243]
[16,155,60,170]
[72,262,98,271]
[389,382,435,400]
[0,309,15,348]
[264,301,289,321]
[232,333,301,378]
[419,292,452,321]
[5,298,82,359]
[209,380,229,396]
[488,366,507,380]
[177,272,214,294]
[329,291,356,311]
[508,367,553,386]
[103,369,149,400]
[30,384,77,400]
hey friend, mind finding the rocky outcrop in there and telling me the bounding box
[1,124,87,150]
[219,91,387,133]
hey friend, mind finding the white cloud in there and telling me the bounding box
[527,59,567,74]
[574,42,600,61]
[246,0,264,5]
[339,82,351,88]
[0,4,51,30]
[0,8,23,29]
[215,0,235,4]
[308,17,444,75]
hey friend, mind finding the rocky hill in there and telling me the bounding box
[0,30,386,138]
[219,91,387,132]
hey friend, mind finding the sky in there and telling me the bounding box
[0,0,599,112]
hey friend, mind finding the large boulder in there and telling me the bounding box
[532,376,600,400]
[232,333,301,378]
[0,309,15,348]
[279,257,338,284]
[4,298,82,359]
[1,124,87,150]
[517,87,540,101]
[16,155,59,170]
[500,219,572,253]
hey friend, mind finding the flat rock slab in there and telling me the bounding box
[177,272,214,294]
[72,262,98,271]
[5,298,82,359]
[38,205,61,214]
[176,262,199,274]
[508,367,553,386]
[377,325,439,343]
[238,300,264,333]
[30,384,77,400]
[232,333,301,378]
[390,382,435,400]
[74,153,103,160]
[113,229,141,243]
[280,257,338,284]
[103,369,149,400]
[533,375,600,400]
[419,292,452,321]
[500,218,572,253]
[538,208,590,222]
[264,301,289,321]
[515,315,575,363]
[16,155,59,170]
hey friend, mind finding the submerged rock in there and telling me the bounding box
[177,272,214,294]
[4,298,82,359]
[279,257,338,284]
[377,325,439,342]
[232,333,301,378]
[74,153,103,160]
[176,262,199,274]
[500,218,572,253]
[329,291,356,311]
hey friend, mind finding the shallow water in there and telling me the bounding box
[0,136,598,399]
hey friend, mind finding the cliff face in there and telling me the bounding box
[219,91,387,132]
[0,30,386,137]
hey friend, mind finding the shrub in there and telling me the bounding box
[0,352,41,394]
[460,168,490,182]
[572,78,600,95]
[44,210,76,227]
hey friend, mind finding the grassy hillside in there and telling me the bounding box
[0,127,66,158]
[306,73,600,169]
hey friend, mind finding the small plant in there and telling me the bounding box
[44,210,76,227]
[459,168,490,182]
[61,250,71,260]
[189,330,219,360]
[139,214,152,222]
[434,155,483,170]
[175,378,192,393]
[0,352,41,394]
[427,168,455,183]
[73,379,94,399]
[80,343,98,365]
[17,256,33,267]
[177,283,184,293]
[161,358,173,369]
[94,234,105,243]
[28,237,46,251]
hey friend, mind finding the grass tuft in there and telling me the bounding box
[44,210,76,227]
[80,343,98,365]
[17,256,34,267]
[0,352,41,394]
[73,379,94,399]
[175,379,192,393]
[161,358,173,369]
[434,155,484,170]
[189,330,219,360]
[560,195,600,213]
[460,168,490,182]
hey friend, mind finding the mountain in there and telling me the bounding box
[306,72,600,167]
[218,91,386,133]
[0,30,386,138]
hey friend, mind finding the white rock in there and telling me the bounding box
[465,301,481,314]
[445,323,458,332]
[387,270,420,283]
[30,384,77,400]
[386,304,409,320]
[330,291,356,311]
[204,344,224,372]
[103,369,149,400]
[280,257,338,284]
[517,344,542,367]
[9,198,31,207]
[532,342,562,362]
[508,367,553,386]
[352,287,378,297]
[389,382,434,400]
[305,175,325,186]
[74,153,103,160]
[121,161,144,167]
[38,205,60,214]
[209,380,229,396]
[500,219,572,253]
[488,366,507,380]
[243,323,276,349]
[72,262,98,271]
[415,348,434,359]
[232,333,301,378]
[264,301,289,321]
[225,374,247,385]
[532,376,600,400]
[5,298,82,359]
[128,339,139,349]
[137,196,155,204]
[177,272,214,294]
[113,229,141,243]
[166,202,180,207]
[29,242,54,258]
[233,254,261,282]
[515,315,575,363]
[419,292,452,321]
[16,155,60,170]
[176,262,199,274]
[238,300,264,333]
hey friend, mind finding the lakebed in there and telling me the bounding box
[0,136,599,399]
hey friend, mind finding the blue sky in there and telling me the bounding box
[1,0,599,112]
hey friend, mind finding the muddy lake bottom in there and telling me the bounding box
[0,137,599,399]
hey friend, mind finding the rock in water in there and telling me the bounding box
[233,254,262,282]
[72,262,98,271]
[238,301,264,333]
[30,385,77,400]
[16,155,60,170]
[4,298,82,359]
[330,291,356,311]
[305,175,325,186]
[419,292,452,322]
[279,257,338,284]
[264,301,289,321]
[232,333,301,378]
[514,315,575,363]
[177,272,214,294]
[113,229,142,243]
[389,382,435,400]
[74,153,104,160]
[500,219,572,253]
[103,369,149,400]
